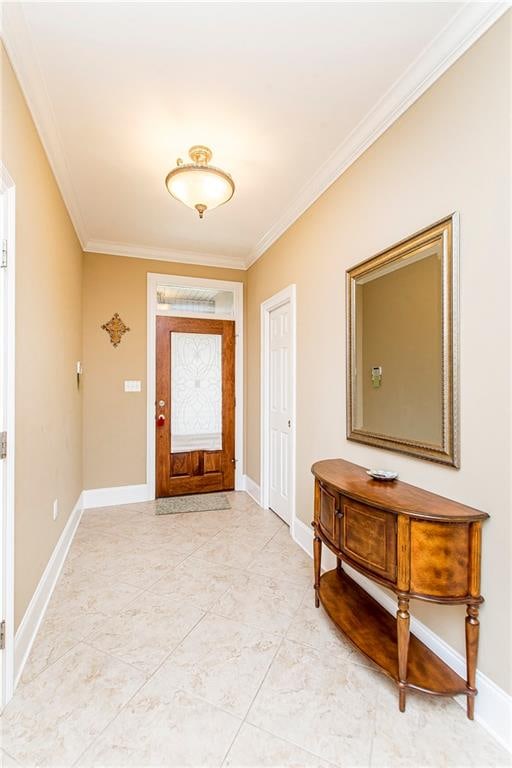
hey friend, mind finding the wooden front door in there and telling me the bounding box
[156,316,235,497]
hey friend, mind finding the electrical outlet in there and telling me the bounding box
[53,499,59,521]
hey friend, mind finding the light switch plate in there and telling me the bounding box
[124,380,141,392]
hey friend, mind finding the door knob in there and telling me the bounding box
[157,414,166,427]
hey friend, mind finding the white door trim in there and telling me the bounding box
[146,273,244,499]
[260,285,296,532]
[0,164,16,709]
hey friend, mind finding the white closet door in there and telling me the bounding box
[268,301,292,524]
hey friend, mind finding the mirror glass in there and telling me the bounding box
[347,215,459,466]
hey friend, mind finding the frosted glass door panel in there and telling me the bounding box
[171,332,222,452]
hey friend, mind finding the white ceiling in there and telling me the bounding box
[2,2,507,269]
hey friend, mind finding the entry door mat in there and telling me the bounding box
[155,493,231,515]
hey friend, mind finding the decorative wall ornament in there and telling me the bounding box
[101,313,130,347]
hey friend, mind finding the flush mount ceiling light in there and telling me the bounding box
[165,145,235,219]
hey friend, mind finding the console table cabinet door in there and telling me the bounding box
[318,483,338,543]
[410,520,472,599]
[340,498,397,583]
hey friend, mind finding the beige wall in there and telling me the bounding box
[245,16,511,693]
[82,252,245,490]
[1,46,84,629]
[360,253,442,443]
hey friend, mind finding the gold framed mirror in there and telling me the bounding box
[346,214,459,467]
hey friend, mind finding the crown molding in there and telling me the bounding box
[1,3,88,248]
[246,1,511,268]
[84,240,246,271]
[3,2,509,270]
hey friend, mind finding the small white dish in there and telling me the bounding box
[366,469,399,481]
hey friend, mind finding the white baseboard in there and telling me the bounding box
[14,493,83,687]
[82,483,151,509]
[292,517,512,754]
[243,475,261,505]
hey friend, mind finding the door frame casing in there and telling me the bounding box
[147,272,244,499]
[1,165,16,709]
[260,284,296,532]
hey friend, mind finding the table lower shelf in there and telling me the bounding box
[319,568,467,697]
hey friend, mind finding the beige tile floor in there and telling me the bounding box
[1,492,510,768]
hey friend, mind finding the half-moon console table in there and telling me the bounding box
[311,458,489,718]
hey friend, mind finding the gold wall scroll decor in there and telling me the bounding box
[101,313,130,348]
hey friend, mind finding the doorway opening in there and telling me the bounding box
[260,285,296,528]
[147,274,243,499]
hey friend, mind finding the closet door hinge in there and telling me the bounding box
[0,620,6,650]
[0,431,6,460]
[1,240,7,268]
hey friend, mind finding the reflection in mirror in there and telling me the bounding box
[355,246,442,443]
[347,215,459,466]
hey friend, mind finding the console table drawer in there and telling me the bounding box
[339,498,397,582]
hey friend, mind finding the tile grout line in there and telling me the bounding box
[79,639,156,678]
[16,636,82,689]
[221,589,346,768]
[73,607,278,766]
[242,721,344,768]
[220,564,314,765]
[238,627,367,768]
[205,608,290,640]
[220,623,288,767]
[219,714,247,767]
[15,584,148,688]
[20,502,292,694]
[70,675,149,767]
[217,565,357,768]
[70,609,211,767]
[13,495,307,766]
[22,506,248,764]
[112,516,305,766]
[1,747,22,767]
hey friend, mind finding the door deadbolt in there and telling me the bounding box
[159,400,166,407]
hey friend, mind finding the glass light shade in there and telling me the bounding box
[165,165,234,216]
